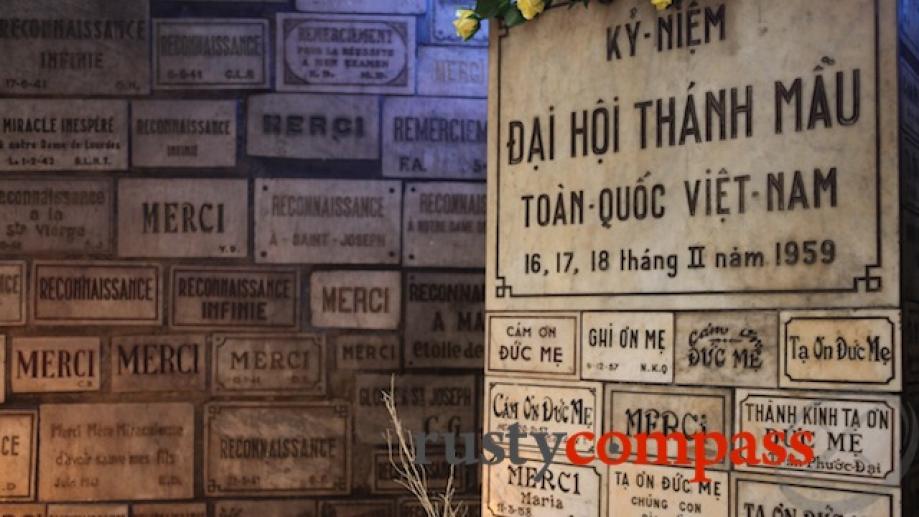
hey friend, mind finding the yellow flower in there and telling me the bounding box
[453,9,480,40]
[651,0,672,10]
[517,0,546,20]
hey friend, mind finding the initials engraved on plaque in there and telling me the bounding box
[11,337,100,394]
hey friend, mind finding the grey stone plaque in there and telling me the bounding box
[132,504,205,517]
[213,501,316,517]
[403,182,485,267]
[400,499,480,517]
[204,402,351,496]
[734,474,901,517]
[277,13,415,95]
[47,507,126,517]
[295,0,425,14]
[255,179,400,264]
[32,262,162,326]
[111,335,206,393]
[581,312,672,383]
[0,100,128,171]
[487,313,578,378]
[428,0,488,46]
[610,464,728,517]
[382,97,486,179]
[335,334,400,370]
[310,270,400,330]
[484,454,604,517]
[0,0,149,95]
[0,179,112,256]
[171,267,299,331]
[372,449,468,494]
[0,505,45,517]
[117,179,248,259]
[11,337,100,394]
[154,19,269,90]
[0,263,25,326]
[0,411,37,502]
[317,501,393,517]
[39,403,195,501]
[212,334,326,396]
[131,101,238,168]
[405,272,484,369]
[417,46,487,98]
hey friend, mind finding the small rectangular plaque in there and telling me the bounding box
[405,272,484,369]
[111,335,206,393]
[212,334,326,396]
[310,271,400,330]
[484,456,604,517]
[733,474,900,517]
[335,334,400,370]
[403,182,486,267]
[47,506,126,517]
[0,411,37,502]
[11,337,100,394]
[317,501,392,517]
[487,313,578,378]
[0,338,4,404]
[372,449,468,494]
[0,263,25,325]
[581,312,673,383]
[401,499,481,517]
[132,504,205,517]
[131,101,237,168]
[295,0,425,13]
[0,505,45,517]
[213,501,315,517]
[417,46,488,97]
[428,0,488,46]
[610,464,728,517]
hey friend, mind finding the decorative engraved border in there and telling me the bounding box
[733,478,895,517]
[211,334,327,396]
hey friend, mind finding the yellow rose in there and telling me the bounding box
[651,0,672,10]
[517,0,546,20]
[453,9,480,41]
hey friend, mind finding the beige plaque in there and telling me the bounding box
[212,334,326,396]
[0,338,4,404]
[47,507,126,517]
[39,403,194,501]
[484,454,605,517]
[111,335,206,393]
[117,179,248,259]
[213,501,316,517]
[32,262,162,326]
[487,313,578,378]
[780,309,900,390]
[0,263,25,326]
[204,402,351,496]
[0,411,37,502]
[132,504,205,517]
[310,270,400,330]
[255,179,401,264]
[610,463,728,517]
[11,337,100,394]
[316,501,393,517]
[335,334,400,370]
[171,267,299,331]
[0,505,45,517]
[131,101,237,168]
[403,182,486,267]
[733,474,901,517]
[405,272,484,369]
[581,312,673,383]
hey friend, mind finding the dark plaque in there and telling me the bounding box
[403,182,486,268]
[10,337,101,394]
[111,335,206,393]
[335,334,400,371]
[405,272,484,369]
[212,334,326,396]
[130,101,238,168]
[0,263,25,325]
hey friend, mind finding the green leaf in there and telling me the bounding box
[503,5,527,27]
[475,0,508,17]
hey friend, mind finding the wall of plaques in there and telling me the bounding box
[0,1,486,516]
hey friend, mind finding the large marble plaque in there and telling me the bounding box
[382,97,487,179]
[0,263,25,325]
[428,0,488,46]
[0,505,45,517]
[171,267,299,331]
[0,411,37,502]
[0,100,128,172]
[47,506,126,517]
[610,463,728,517]
[403,182,486,267]
[117,179,248,259]
[483,455,605,517]
[417,47,488,98]
[213,501,316,517]
[204,402,351,496]
[32,262,161,326]
[154,19,269,90]
[0,180,112,256]
[405,272,484,369]
[295,0,425,13]
[736,390,900,484]
[733,474,901,517]
[38,403,194,501]
[310,270,400,330]
[277,13,415,94]
[255,179,400,264]
[11,337,100,394]
[247,95,380,160]
[111,335,206,393]
[212,334,326,396]
[131,101,237,168]
[132,504,205,517]
[487,313,578,378]
[581,312,673,383]
[335,334,400,370]
[0,0,149,95]
[316,501,393,517]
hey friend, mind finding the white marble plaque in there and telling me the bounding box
[277,13,415,94]
[484,455,605,517]
[247,95,380,160]
[487,313,578,378]
[428,0,488,46]
[0,263,25,325]
[212,334,326,396]
[733,474,901,517]
[335,334,400,370]
[111,335,206,393]
[417,46,487,98]
[310,270,400,330]
[117,179,248,259]
[0,0,149,95]
[403,182,486,267]
[296,0,425,13]
[154,19,269,90]
[0,411,37,502]
[610,464,728,517]
[213,501,316,517]
[131,101,237,168]
[255,179,400,264]
[0,100,128,171]
[382,97,487,179]
[581,312,673,383]
[132,504,205,517]
[405,272,484,369]
[47,507,126,517]
[11,337,100,394]
[0,505,45,517]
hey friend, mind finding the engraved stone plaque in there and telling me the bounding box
[487,313,578,378]
[382,97,487,179]
[117,179,248,259]
[674,311,778,388]
[0,411,37,502]
[610,464,728,517]
[402,499,480,517]
[32,262,162,326]
[39,403,194,501]
[204,402,351,496]
[255,179,400,264]
[780,309,900,391]
[0,263,25,325]
[111,335,206,393]
[417,47,487,98]
[405,272,484,369]
[132,504,205,517]
[0,505,45,517]
[47,507,126,517]
[11,337,100,394]
[310,271,400,330]
[212,334,326,396]
[171,267,299,331]
[335,334,400,370]
[403,182,485,267]
[484,455,604,517]
[154,19,269,90]
[0,0,149,95]
[736,390,900,484]
[295,0,425,14]
[372,449,468,494]
[0,100,128,172]
[247,95,380,160]
[317,501,392,517]
[131,101,238,168]
[733,474,901,517]
[277,13,415,94]
[0,338,4,404]
[0,180,112,256]
[213,501,316,517]
[581,312,672,383]
[428,0,488,46]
